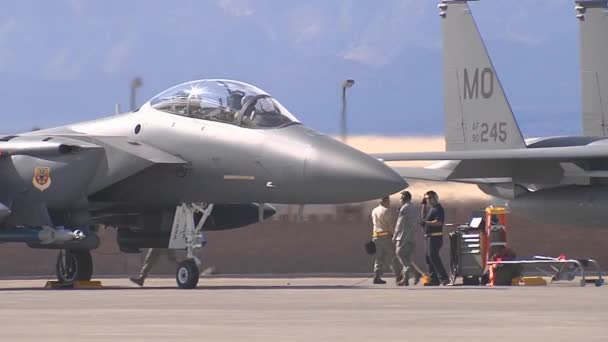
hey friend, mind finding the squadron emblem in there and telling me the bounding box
[32,167,52,192]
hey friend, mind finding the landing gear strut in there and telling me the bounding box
[170,203,213,289]
[56,249,93,284]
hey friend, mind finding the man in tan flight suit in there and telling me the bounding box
[393,191,424,286]
[371,196,400,284]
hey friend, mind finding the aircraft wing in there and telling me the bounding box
[373,145,608,162]
[0,136,102,158]
[377,145,608,184]
[390,167,451,181]
[62,135,188,194]
[391,166,513,184]
[6,134,188,196]
[88,136,187,164]
[5,131,187,163]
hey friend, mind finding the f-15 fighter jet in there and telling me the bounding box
[0,79,405,288]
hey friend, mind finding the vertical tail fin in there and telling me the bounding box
[440,0,526,151]
[576,0,608,136]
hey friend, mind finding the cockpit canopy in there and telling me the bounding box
[149,79,300,129]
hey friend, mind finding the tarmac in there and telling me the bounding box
[0,277,606,342]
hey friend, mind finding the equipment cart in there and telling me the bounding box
[450,207,509,285]
[487,256,604,287]
[449,211,485,285]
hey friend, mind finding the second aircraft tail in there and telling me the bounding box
[576,0,608,136]
[440,0,526,151]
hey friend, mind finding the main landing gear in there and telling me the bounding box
[170,203,214,289]
[56,249,93,284]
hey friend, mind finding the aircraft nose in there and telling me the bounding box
[305,137,407,203]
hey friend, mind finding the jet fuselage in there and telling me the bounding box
[13,79,404,218]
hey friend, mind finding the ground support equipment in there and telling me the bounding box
[487,256,604,287]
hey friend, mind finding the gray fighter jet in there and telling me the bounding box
[0,79,405,288]
[374,0,608,228]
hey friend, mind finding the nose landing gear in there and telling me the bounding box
[169,203,214,289]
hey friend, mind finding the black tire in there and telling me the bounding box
[480,273,490,286]
[75,251,93,281]
[56,250,93,284]
[176,259,199,289]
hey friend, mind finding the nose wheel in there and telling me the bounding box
[56,249,93,284]
[176,259,199,289]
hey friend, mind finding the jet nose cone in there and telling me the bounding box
[305,137,407,203]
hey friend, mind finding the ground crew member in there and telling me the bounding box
[371,196,400,284]
[129,248,179,286]
[393,191,423,286]
[421,191,450,286]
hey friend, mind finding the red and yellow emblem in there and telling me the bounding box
[32,167,52,192]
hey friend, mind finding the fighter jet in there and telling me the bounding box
[374,0,608,228]
[0,79,405,288]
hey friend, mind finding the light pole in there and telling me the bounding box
[130,77,143,112]
[341,79,355,143]
[336,79,355,221]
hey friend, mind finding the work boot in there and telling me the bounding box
[424,279,439,286]
[396,278,409,286]
[373,277,387,284]
[129,276,144,287]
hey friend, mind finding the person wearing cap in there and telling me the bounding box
[371,196,400,284]
[421,190,450,286]
[393,191,424,286]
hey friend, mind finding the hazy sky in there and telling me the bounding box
[0,0,581,136]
